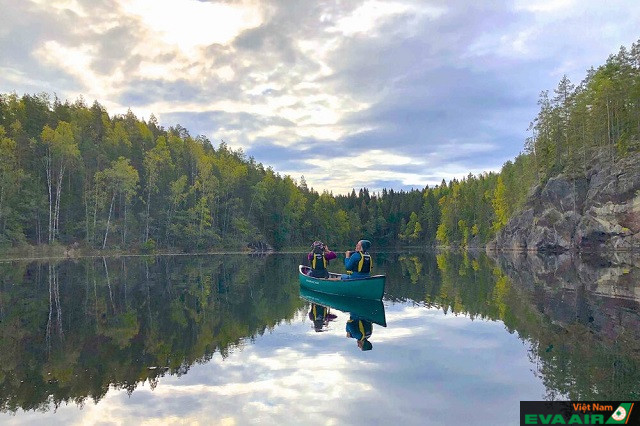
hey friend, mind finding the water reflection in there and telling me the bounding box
[346,315,374,351]
[299,288,387,351]
[490,251,640,400]
[0,250,638,421]
[388,250,640,400]
[300,287,387,327]
[307,303,337,332]
[0,254,305,413]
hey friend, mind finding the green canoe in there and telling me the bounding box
[299,287,387,327]
[298,265,386,300]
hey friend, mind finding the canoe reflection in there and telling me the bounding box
[300,287,387,351]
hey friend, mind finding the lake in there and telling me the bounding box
[0,251,638,425]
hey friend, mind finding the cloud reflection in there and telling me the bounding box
[1,303,547,425]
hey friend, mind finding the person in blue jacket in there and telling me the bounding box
[341,239,372,280]
[346,314,373,351]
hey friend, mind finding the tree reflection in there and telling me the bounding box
[0,255,305,412]
[0,251,638,411]
[46,263,63,353]
[387,251,640,400]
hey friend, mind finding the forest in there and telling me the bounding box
[0,40,638,252]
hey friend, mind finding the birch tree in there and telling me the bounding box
[95,157,139,249]
[40,121,79,243]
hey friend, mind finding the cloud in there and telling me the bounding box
[0,0,638,193]
[120,0,264,53]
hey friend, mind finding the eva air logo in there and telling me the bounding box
[606,403,634,424]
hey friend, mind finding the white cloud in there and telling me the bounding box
[34,40,122,106]
[328,0,445,37]
[2,0,639,192]
[289,141,499,193]
[118,0,264,54]
[329,0,410,36]
[307,149,416,169]
[28,0,88,16]
[514,0,576,13]
[215,65,236,82]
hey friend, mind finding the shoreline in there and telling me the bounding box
[0,243,445,262]
[0,243,638,263]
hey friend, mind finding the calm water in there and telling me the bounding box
[0,251,638,425]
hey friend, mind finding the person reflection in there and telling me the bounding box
[308,303,337,332]
[346,314,373,351]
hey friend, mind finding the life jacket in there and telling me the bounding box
[309,304,328,321]
[311,252,327,274]
[346,318,372,341]
[347,251,371,274]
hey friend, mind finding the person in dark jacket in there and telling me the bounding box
[308,303,337,332]
[307,241,337,278]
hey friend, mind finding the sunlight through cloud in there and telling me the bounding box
[118,0,263,54]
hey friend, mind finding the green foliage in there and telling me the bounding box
[0,39,638,250]
[400,212,422,242]
[96,157,139,201]
[0,127,26,245]
[139,238,157,254]
[492,176,509,232]
[531,41,640,180]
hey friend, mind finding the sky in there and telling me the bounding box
[0,0,638,194]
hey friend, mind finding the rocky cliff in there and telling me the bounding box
[489,152,640,252]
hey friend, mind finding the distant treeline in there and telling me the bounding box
[0,40,638,251]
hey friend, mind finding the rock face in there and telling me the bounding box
[247,241,274,252]
[491,152,640,252]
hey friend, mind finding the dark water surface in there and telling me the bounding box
[0,252,638,425]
